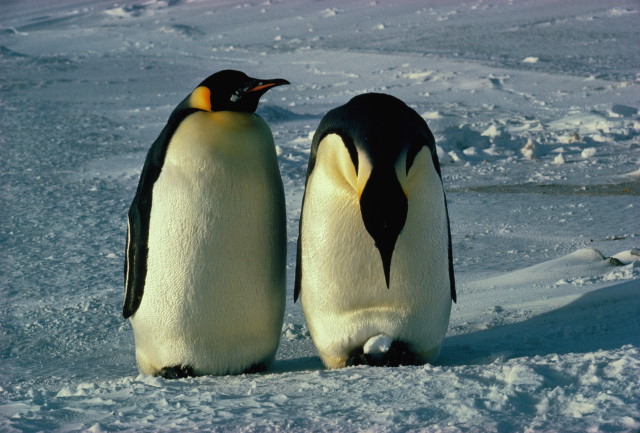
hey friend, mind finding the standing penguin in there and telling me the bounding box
[295,93,456,369]
[124,70,289,378]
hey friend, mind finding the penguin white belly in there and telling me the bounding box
[130,111,286,376]
[300,152,451,368]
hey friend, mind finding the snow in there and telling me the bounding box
[1,0,639,431]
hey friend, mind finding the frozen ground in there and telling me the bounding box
[1,0,639,432]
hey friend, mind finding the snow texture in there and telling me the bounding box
[1,0,639,432]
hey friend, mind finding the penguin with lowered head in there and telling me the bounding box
[295,93,456,369]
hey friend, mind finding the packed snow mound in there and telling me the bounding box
[479,247,625,289]
[612,248,640,264]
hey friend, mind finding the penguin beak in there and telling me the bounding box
[246,78,290,93]
[230,77,290,112]
[358,169,408,288]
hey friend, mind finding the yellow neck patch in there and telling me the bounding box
[189,86,212,111]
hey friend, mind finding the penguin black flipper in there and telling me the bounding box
[123,107,201,318]
[416,119,457,304]
[293,133,320,302]
[415,122,457,304]
[293,227,304,302]
[293,108,346,302]
[445,202,457,303]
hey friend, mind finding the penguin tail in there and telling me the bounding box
[346,334,423,367]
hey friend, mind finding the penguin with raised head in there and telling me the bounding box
[124,70,289,378]
[294,93,456,369]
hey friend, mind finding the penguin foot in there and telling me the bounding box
[156,365,196,379]
[243,361,268,374]
[346,339,423,367]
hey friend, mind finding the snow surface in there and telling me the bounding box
[1,0,639,431]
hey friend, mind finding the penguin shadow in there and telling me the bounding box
[438,278,640,367]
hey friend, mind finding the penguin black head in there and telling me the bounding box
[180,70,289,114]
[309,93,442,288]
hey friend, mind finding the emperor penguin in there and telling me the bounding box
[294,93,456,369]
[123,70,289,378]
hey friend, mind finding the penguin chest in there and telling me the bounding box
[299,163,452,363]
[300,159,451,313]
[300,164,389,313]
[141,112,284,326]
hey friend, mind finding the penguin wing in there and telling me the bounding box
[293,115,329,302]
[293,223,304,302]
[410,121,457,303]
[293,146,317,302]
[444,199,457,303]
[123,108,200,318]
[422,124,457,303]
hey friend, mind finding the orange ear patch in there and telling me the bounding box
[189,86,212,111]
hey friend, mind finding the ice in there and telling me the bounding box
[553,152,566,164]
